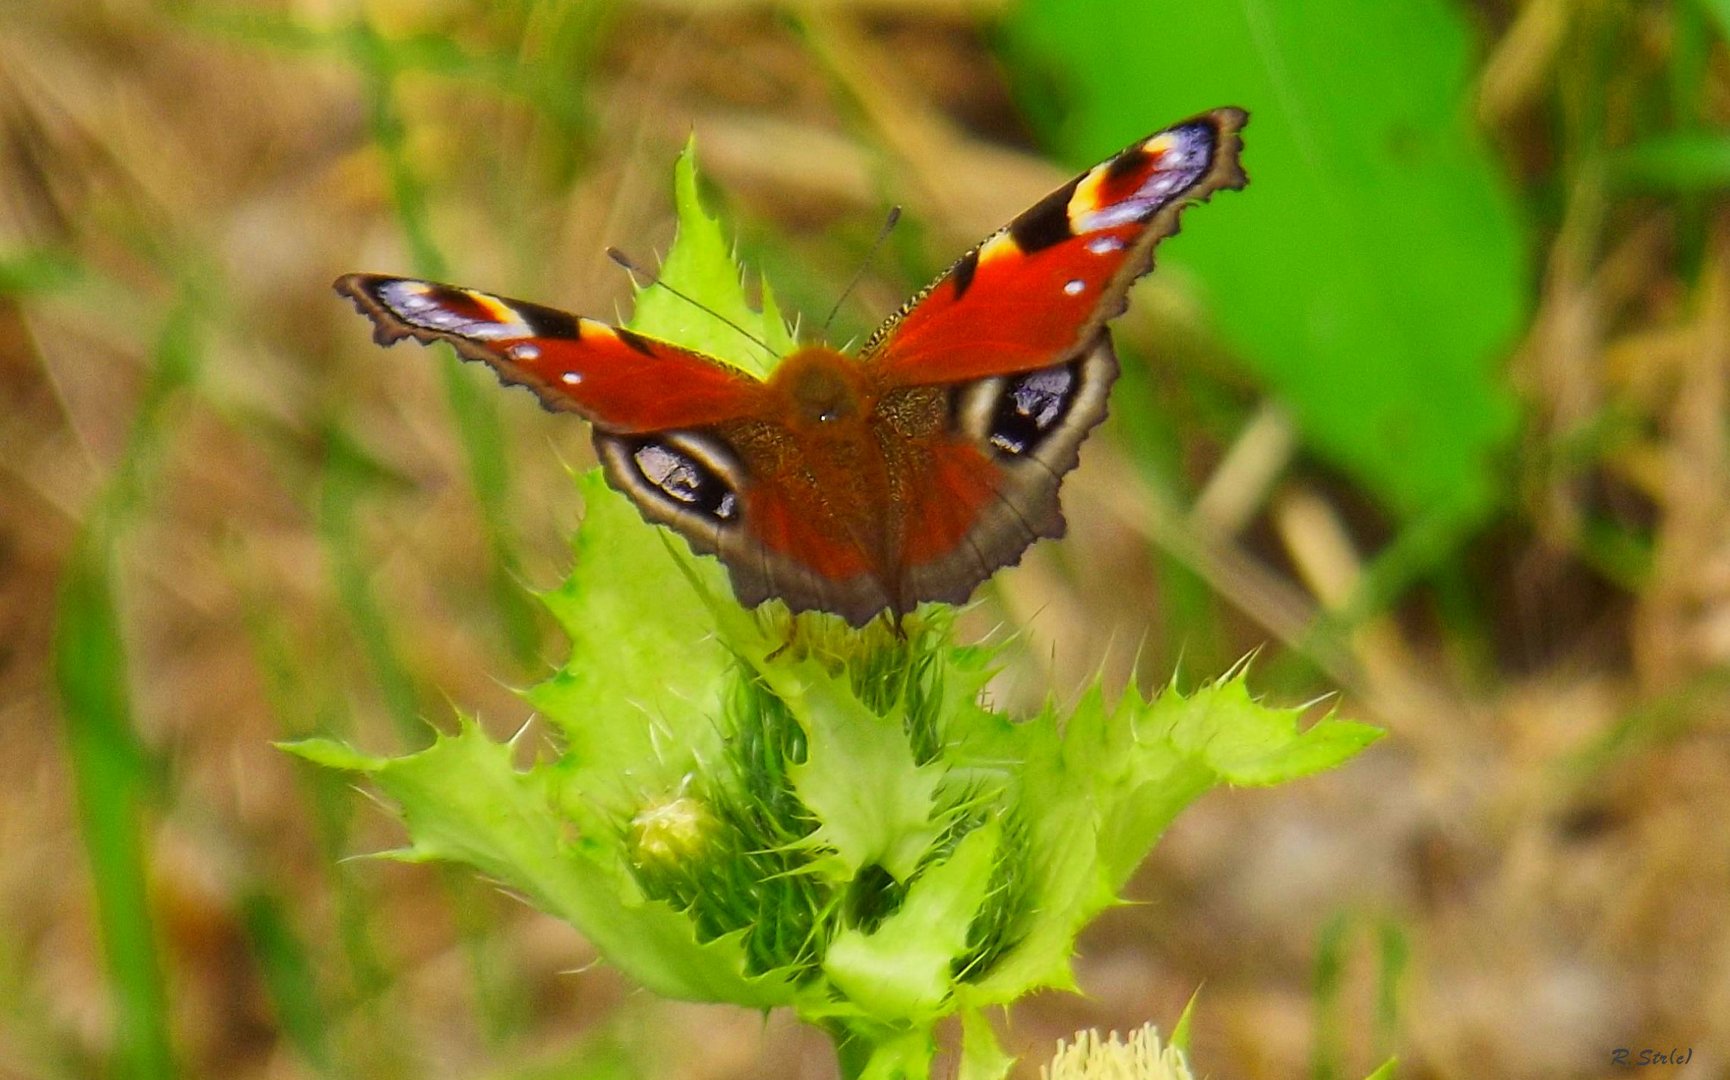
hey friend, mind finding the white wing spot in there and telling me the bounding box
[1063,279,1086,296]
[1086,236,1124,255]
[560,372,583,385]
[509,343,542,360]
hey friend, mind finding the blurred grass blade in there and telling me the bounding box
[315,429,526,1042]
[0,247,82,294]
[1610,130,1730,192]
[352,19,446,281]
[235,559,417,1078]
[172,5,593,129]
[1703,0,1730,40]
[239,892,336,1076]
[317,427,428,744]
[53,538,175,1080]
[1310,910,1349,1080]
[1376,918,1408,1062]
[351,16,542,668]
[49,293,203,1080]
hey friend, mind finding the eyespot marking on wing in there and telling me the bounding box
[1068,121,1218,234]
[602,432,743,525]
[985,364,1080,457]
[952,360,1090,460]
[375,280,536,339]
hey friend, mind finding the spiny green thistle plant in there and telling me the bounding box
[295,144,1382,1079]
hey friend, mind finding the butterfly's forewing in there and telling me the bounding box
[862,109,1248,614]
[863,108,1247,383]
[335,274,767,433]
[337,274,803,604]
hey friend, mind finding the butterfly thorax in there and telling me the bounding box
[689,344,904,589]
[768,345,872,427]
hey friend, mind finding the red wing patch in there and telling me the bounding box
[897,441,999,566]
[335,274,769,434]
[865,108,1247,386]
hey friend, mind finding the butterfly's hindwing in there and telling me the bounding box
[888,335,1120,609]
[952,346,1112,464]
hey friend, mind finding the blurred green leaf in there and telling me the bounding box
[0,248,82,294]
[239,893,335,1075]
[1703,0,1730,40]
[1610,130,1730,191]
[1004,0,1528,538]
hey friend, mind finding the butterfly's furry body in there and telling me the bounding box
[593,343,1094,625]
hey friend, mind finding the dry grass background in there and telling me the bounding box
[3,1,1730,1078]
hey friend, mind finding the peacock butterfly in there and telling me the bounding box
[336,107,1247,627]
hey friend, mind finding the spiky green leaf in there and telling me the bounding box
[824,821,1000,1019]
[628,138,791,376]
[286,722,801,1006]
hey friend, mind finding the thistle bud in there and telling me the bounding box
[629,793,714,869]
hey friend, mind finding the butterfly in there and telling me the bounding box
[337,108,1247,628]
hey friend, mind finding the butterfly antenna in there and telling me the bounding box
[606,247,774,359]
[822,205,902,335]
